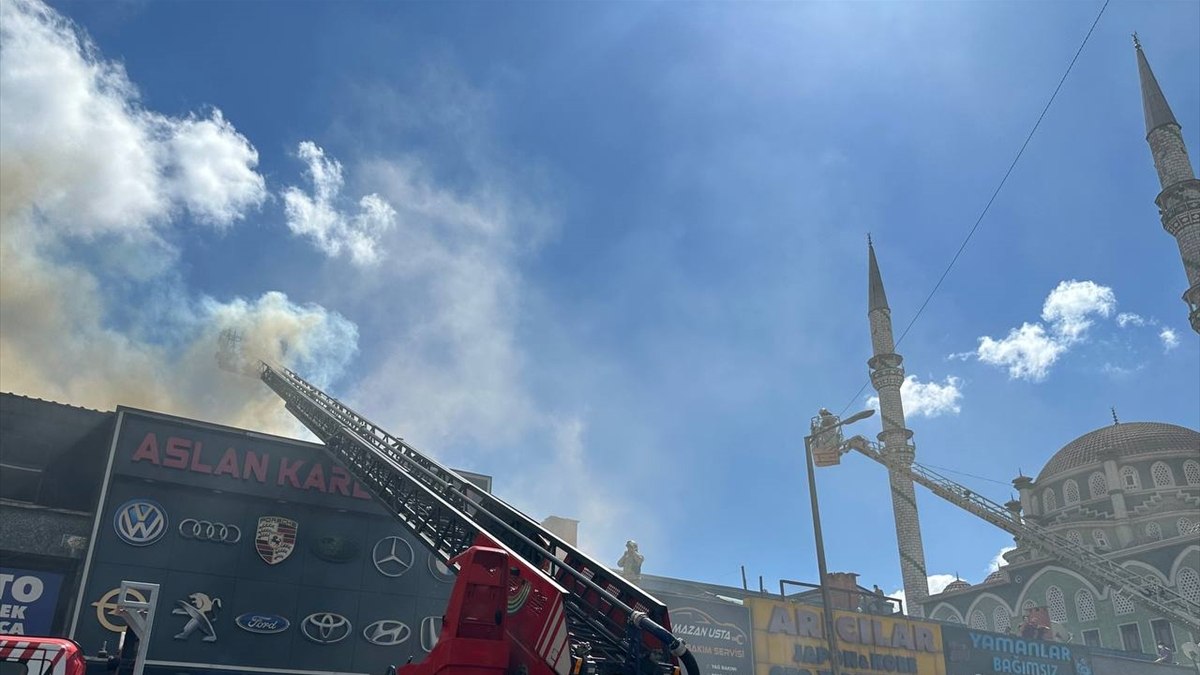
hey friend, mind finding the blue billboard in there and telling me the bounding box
[0,567,63,635]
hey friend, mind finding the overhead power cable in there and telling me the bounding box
[837,0,1111,417]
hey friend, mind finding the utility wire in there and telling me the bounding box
[837,0,1111,417]
[920,462,1014,488]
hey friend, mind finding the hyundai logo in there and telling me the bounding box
[235,613,290,634]
[301,612,351,644]
[363,619,410,646]
[113,499,168,546]
[179,519,242,543]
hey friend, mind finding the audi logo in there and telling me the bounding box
[179,519,242,543]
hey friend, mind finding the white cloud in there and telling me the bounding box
[0,0,348,435]
[988,546,1016,573]
[1040,280,1115,340]
[1116,312,1146,328]
[0,0,265,237]
[867,375,963,418]
[281,141,397,266]
[971,280,1116,381]
[1160,327,1180,351]
[976,323,1067,381]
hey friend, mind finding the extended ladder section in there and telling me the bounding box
[842,436,1200,632]
[259,363,675,673]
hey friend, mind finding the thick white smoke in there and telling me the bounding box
[0,0,356,434]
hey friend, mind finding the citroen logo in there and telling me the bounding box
[363,619,410,646]
[371,536,414,578]
[301,612,351,644]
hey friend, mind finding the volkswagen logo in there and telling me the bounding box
[113,499,168,546]
[179,519,242,543]
[301,612,351,644]
[363,619,410,646]
[371,536,414,578]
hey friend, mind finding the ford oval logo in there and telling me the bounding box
[235,613,290,634]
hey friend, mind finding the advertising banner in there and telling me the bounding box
[941,625,1093,675]
[0,567,63,635]
[656,591,754,675]
[70,409,453,674]
[747,596,946,675]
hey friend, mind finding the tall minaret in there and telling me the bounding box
[1136,35,1200,334]
[867,240,930,615]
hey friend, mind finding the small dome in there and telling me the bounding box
[943,579,971,593]
[1037,422,1199,482]
[983,570,1008,584]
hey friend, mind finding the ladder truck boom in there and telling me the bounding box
[259,363,698,675]
[837,434,1200,633]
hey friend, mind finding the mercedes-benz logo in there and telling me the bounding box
[363,619,410,646]
[179,519,241,543]
[372,536,414,578]
[301,612,351,644]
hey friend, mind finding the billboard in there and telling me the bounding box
[941,625,1093,675]
[0,567,63,635]
[656,591,754,675]
[69,409,453,673]
[747,597,946,675]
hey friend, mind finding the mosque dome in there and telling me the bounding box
[1036,422,1200,482]
[943,579,971,593]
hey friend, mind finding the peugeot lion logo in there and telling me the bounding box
[372,536,414,578]
[363,620,410,646]
[301,612,351,644]
[113,499,168,546]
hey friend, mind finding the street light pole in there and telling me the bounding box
[803,408,875,675]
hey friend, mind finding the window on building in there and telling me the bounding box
[1043,488,1058,511]
[1185,460,1200,486]
[1120,622,1144,653]
[1093,529,1110,549]
[1075,589,1097,622]
[970,610,987,630]
[993,606,1011,634]
[1180,517,1198,538]
[1113,590,1135,616]
[1088,472,1107,499]
[1178,567,1200,605]
[1082,629,1102,647]
[1146,522,1162,541]
[1022,599,1036,613]
[1121,466,1140,490]
[1063,480,1080,504]
[1152,462,1175,488]
[1151,618,1176,651]
[1067,530,1083,546]
[1046,586,1067,623]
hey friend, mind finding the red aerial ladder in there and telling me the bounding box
[258,363,699,675]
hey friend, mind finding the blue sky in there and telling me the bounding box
[1,0,1197,603]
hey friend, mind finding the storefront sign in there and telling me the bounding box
[658,591,754,675]
[0,568,63,635]
[942,625,1092,675]
[748,597,946,675]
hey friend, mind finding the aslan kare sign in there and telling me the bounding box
[749,598,945,675]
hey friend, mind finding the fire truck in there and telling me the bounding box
[257,363,700,675]
[0,637,87,675]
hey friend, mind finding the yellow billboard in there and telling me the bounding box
[747,597,946,675]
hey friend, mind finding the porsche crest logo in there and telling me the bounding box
[255,516,297,565]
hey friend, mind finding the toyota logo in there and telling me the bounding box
[363,619,410,646]
[301,612,351,644]
[372,536,414,578]
[179,519,242,544]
